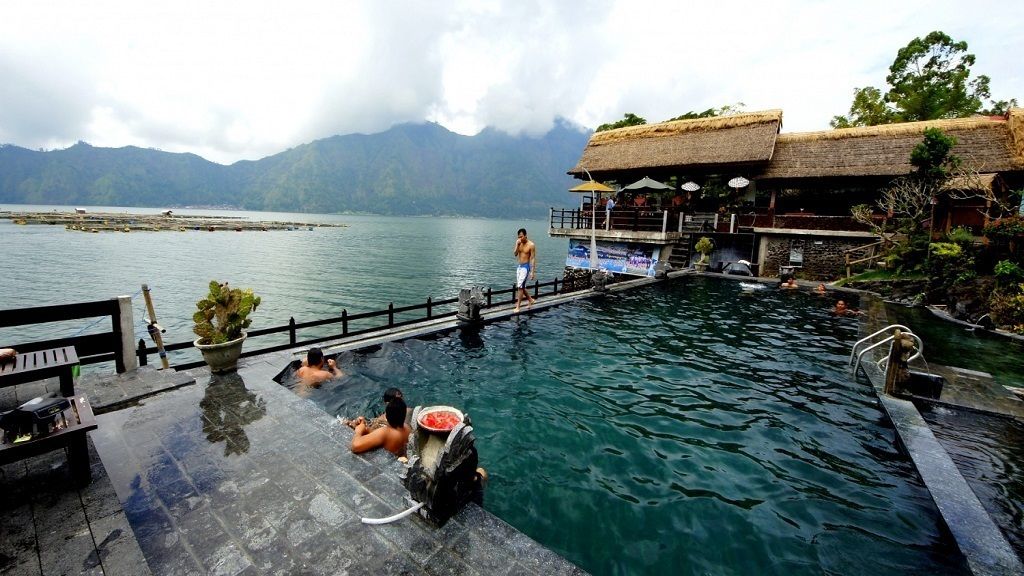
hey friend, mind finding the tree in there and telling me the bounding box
[910,127,960,180]
[830,87,898,128]
[668,102,746,121]
[596,113,647,132]
[831,31,1007,128]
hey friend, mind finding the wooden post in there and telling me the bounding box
[884,330,916,396]
[553,278,559,295]
[486,287,492,307]
[137,338,148,367]
[288,317,296,345]
[341,309,348,335]
[426,297,433,319]
[388,303,394,327]
[141,284,169,369]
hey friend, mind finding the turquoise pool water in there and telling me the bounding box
[289,278,967,575]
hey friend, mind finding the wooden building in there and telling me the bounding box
[553,108,1024,279]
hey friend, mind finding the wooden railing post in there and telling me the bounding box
[533,280,539,298]
[137,338,148,367]
[388,303,394,327]
[426,296,433,319]
[553,277,559,295]
[288,317,296,345]
[342,309,348,335]
[486,287,492,307]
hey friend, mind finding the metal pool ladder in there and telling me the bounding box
[849,324,924,376]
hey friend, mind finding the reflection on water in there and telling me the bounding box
[199,372,267,456]
[288,278,967,576]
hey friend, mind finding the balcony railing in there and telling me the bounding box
[551,207,881,235]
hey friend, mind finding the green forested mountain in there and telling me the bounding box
[0,120,590,218]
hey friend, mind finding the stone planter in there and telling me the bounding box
[194,333,246,373]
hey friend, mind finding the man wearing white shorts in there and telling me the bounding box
[513,228,537,313]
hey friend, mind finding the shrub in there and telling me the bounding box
[927,241,976,303]
[994,260,1024,286]
[945,226,975,245]
[193,281,261,344]
[989,283,1024,334]
[694,237,714,263]
[984,215,1024,241]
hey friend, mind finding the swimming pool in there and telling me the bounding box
[284,278,968,575]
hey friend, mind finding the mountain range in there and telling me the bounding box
[0,120,591,219]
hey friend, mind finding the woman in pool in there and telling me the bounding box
[833,300,862,316]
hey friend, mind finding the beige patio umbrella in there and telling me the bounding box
[569,179,614,269]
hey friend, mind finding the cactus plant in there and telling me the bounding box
[192,281,261,345]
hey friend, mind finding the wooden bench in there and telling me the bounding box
[1,346,96,485]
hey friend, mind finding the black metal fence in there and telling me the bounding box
[146,276,573,371]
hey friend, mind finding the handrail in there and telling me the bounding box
[850,325,924,376]
[849,324,913,366]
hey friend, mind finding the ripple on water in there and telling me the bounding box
[288,277,967,576]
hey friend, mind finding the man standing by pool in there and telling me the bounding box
[513,227,537,313]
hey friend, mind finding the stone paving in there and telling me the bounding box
[2,340,586,575]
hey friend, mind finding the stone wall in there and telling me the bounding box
[762,236,872,280]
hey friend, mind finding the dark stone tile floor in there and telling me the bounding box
[84,353,584,575]
[1,350,585,575]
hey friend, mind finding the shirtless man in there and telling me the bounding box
[350,397,410,456]
[513,228,537,313]
[295,347,341,386]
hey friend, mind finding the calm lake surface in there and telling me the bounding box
[0,204,568,359]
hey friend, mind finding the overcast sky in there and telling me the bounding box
[1,0,1021,164]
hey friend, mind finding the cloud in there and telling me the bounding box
[1,0,1022,163]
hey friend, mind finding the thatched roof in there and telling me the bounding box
[758,111,1024,180]
[941,172,998,191]
[569,110,782,177]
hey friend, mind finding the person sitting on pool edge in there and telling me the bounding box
[351,397,410,456]
[296,347,341,385]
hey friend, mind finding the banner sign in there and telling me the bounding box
[566,239,660,277]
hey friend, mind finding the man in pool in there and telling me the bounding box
[834,300,862,316]
[343,387,410,430]
[513,227,537,313]
[780,277,798,290]
[350,397,410,456]
[296,347,341,385]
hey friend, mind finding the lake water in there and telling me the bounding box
[0,204,568,362]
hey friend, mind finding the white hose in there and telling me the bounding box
[361,501,424,525]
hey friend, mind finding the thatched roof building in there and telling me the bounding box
[568,108,1024,186]
[568,110,782,179]
[758,110,1024,182]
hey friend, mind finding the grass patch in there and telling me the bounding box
[834,269,927,286]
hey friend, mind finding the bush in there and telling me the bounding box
[927,241,976,303]
[994,260,1024,286]
[989,283,1024,334]
[694,237,714,263]
[984,215,1024,241]
[945,226,975,245]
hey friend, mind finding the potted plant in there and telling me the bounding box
[193,281,261,373]
[694,236,714,272]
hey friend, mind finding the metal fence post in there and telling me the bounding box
[137,338,148,367]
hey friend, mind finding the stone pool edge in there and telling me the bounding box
[858,293,1023,576]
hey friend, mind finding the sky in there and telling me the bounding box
[1,0,1021,165]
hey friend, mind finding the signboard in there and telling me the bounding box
[566,239,660,277]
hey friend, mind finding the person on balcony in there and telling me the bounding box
[603,195,615,229]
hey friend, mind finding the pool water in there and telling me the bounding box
[287,278,968,575]
[884,305,1024,388]
[920,405,1024,561]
